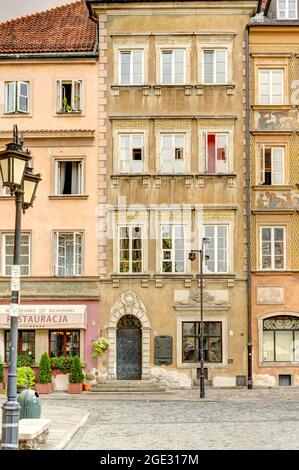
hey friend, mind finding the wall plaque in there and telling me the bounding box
[256,287,284,305]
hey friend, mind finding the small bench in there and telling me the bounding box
[18,418,51,450]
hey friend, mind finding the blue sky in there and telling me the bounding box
[0,0,77,22]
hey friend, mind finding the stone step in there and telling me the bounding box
[91,381,167,393]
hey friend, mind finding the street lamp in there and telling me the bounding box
[189,237,210,399]
[0,125,41,450]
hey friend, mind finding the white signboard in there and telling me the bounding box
[11,265,20,291]
[257,287,284,305]
[0,305,87,329]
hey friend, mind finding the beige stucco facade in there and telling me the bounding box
[90,1,258,387]
[250,25,299,387]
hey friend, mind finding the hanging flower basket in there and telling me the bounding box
[91,337,110,358]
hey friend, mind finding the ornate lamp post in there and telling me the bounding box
[189,237,210,399]
[0,126,41,450]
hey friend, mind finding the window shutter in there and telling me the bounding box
[132,51,143,85]
[259,144,265,184]
[72,80,81,111]
[57,80,62,112]
[174,50,185,84]
[202,132,207,172]
[78,161,83,194]
[160,135,173,173]
[54,232,59,276]
[119,134,131,173]
[272,147,284,185]
[74,232,82,276]
[6,81,16,113]
[17,81,29,113]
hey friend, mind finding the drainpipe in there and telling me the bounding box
[245,24,253,390]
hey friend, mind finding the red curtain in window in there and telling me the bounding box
[207,134,216,173]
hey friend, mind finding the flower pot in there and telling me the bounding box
[68,383,83,394]
[36,383,53,394]
[83,383,92,391]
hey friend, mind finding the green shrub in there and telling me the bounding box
[17,367,35,390]
[91,337,109,358]
[0,362,3,383]
[17,353,33,367]
[69,356,84,384]
[38,353,52,384]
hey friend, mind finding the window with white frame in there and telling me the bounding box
[161,225,185,273]
[3,233,30,276]
[54,232,83,276]
[203,133,228,174]
[57,80,82,113]
[277,0,297,19]
[161,50,185,85]
[118,226,143,273]
[263,316,299,362]
[119,50,143,85]
[204,225,228,273]
[5,81,29,113]
[55,160,83,195]
[203,50,227,84]
[118,134,144,173]
[0,186,11,196]
[160,134,185,173]
[259,69,284,105]
[260,226,285,270]
[259,145,284,185]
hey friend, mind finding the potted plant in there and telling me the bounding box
[36,352,53,394]
[17,366,36,392]
[83,372,95,391]
[68,356,84,394]
[0,361,4,392]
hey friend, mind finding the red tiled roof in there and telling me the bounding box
[0,1,96,54]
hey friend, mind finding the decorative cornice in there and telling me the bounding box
[0,129,95,140]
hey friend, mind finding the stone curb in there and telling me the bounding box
[53,411,90,450]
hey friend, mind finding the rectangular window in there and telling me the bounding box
[259,146,284,185]
[260,226,285,270]
[3,233,30,276]
[119,226,142,273]
[57,80,82,113]
[49,330,80,357]
[263,330,299,362]
[161,225,185,273]
[5,330,35,363]
[160,134,186,173]
[55,232,83,276]
[182,322,222,363]
[120,50,143,85]
[277,0,297,19]
[203,133,228,174]
[204,225,228,273]
[203,50,227,84]
[5,81,29,113]
[259,69,283,105]
[118,134,144,173]
[161,50,185,84]
[55,160,83,195]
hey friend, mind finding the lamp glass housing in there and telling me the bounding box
[23,178,36,206]
[0,150,30,188]
[0,157,9,185]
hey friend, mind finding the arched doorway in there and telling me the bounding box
[117,315,142,380]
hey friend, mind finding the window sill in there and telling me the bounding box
[2,113,31,118]
[254,270,288,274]
[56,111,83,115]
[0,196,13,200]
[252,208,296,214]
[260,362,299,367]
[196,273,235,279]
[252,104,292,111]
[253,185,293,191]
[48,194,89,200]
[111,173,151,177]
[196,173,237,178]
[111,274,150,279]
[154,274,193,279]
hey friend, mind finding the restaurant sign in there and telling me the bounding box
[0,305,87,329]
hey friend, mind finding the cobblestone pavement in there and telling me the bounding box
[41,389,299,450]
